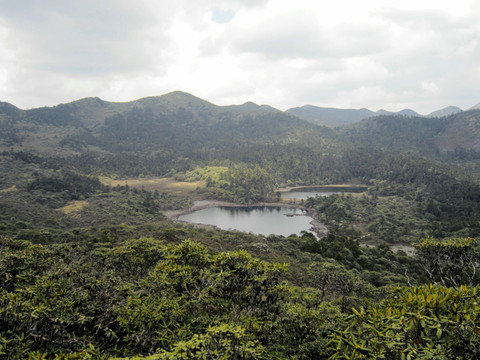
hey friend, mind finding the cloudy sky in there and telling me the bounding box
[0,0,479,113]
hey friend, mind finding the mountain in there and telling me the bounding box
[0,102,23,147]
[4,91,480,158]
[0,101,21,116]
[469,102,480,110]
[339,109,480,154]
[375,109,392,116]
[434,110,480,152]
[427,106,462,118]
[397,109,420,117]
[224,101,281,114]
[0,91,332,156]
[375,109,420,117]
[286,105,376,127]
[286,105,425,128]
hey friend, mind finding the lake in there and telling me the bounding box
[178,206,315,237]
[281,185,367,200]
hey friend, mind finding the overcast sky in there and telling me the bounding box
[0,0,479,113]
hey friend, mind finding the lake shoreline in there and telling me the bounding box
[277,184,368,192]
[165,199,328,239]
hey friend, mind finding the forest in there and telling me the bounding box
[1,92,480,358]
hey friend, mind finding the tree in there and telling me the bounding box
[330,284,480,359]
[413,237,479,287]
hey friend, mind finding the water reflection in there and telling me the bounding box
[281,186,367,200]
[178,206,313,237]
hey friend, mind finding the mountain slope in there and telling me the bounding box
[286,105,376,127]
[338,110,480,155]
[223,101,281,114]
[0,102,23,146]
[469,102,480,110]
[434,110,480,152]
[286,105,426,128]
[0,91,334,156]
[375,109,421,117]
[427,106,462,118]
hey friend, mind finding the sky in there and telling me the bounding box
[0,0,479,114]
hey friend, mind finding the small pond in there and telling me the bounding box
[281,185,367,200]
[178,206,315,237]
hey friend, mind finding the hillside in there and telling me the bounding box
[286,105,426,128]
[286,105,375,127]
[427,105,462,118]
[0,91,333,156]
[338,109,480,155]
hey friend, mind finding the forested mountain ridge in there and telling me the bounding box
[223,101,281,114]
[286,105,376,127]
[287,103,471,127]
[2,91,480,157]
[427,105,462,118]
[0,91,335,156]
[286,104,424,127]
[339,109,480,155]
[3,92,480,179]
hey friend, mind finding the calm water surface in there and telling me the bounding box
[281,186,367,200]
[178,206,314,237]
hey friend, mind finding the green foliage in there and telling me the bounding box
[307,191,427,244]
[174,166,229,182]
[27,169,103,200]
[0,236,339,358]
[201,163,279,204]
[414,237,479,286]
[0,236,54,291]
[26,103,82,127]
[148,324,265,360]
[330,284,480,359]
[2,226,480,359]
[115,240,288,354]
[0,157,190,237]
[5,96,480,358]
[106,237,166,277]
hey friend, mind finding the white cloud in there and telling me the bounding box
[0,0,479,113]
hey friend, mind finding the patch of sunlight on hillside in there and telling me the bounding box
[0,185,18,192]
[59,200,89,215]
[102,177,206,196]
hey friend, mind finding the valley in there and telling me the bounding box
[2,91,480,358]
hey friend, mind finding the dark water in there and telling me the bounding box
[281,186,367,200]
[178,206,314,237]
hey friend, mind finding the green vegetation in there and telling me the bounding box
[174,166,229,183]
[0,235,338,358]
[0,234,478,358]
[331,284,480,359]
[199,164,280,204]
[2,93,480,357]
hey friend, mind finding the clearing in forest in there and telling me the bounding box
[101,177,205,196]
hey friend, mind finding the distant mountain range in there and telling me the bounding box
[1,90,480,157]
[0,91,330,154]
[285,106,376,128]
[286,104,470,128]
[1,91,478,130]
[426,106,463,118]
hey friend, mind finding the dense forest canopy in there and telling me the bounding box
[2,92,480,358]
